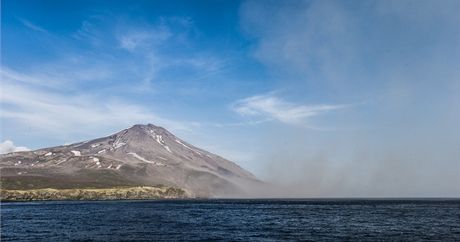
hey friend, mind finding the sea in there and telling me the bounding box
[1,199,459,241]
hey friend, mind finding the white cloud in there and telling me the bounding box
[232,93,345,126]
[240,0,357,81]
[119,27,171,51]
[0,69,193,139]
[113,21,229,89]
[1,63,112,91]
[1,16,236,144]
[0,140,30,154]
[18,18,48,33]
[117,16,195,52]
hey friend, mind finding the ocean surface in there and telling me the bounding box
[1,199,460,241]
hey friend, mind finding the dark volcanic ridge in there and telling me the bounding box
[0,124,262,197]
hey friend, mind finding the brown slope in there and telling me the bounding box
[0,124,261,197]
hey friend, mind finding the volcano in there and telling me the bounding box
[0,124,260,198]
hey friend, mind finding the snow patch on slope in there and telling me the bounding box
[155,135,165,145]
[127,152,165,166]
[71,150,81,156]
[175,139,202,155]
[148,131,172,153]
[111,134,126,150]
[113,141,126,149]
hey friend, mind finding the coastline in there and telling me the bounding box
[0,186,189,202]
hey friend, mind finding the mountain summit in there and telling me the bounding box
[0,124,260,197]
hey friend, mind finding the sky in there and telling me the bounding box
[1,0,459,197]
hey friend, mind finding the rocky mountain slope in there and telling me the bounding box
[0,124,260,198]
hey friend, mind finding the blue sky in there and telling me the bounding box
[1,0,459,196]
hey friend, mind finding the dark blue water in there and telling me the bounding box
[2,199,460,241]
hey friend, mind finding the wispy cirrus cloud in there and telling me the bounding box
[1,62,113,91]
[18,18,48,33]
[232,93,346,127]
[112,17,231,90]
[0,69,194,140]
[119,27,171,51]
[1,15,238,146]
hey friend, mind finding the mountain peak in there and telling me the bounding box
[128,123,168,134]
[0,123,260,197]
[119,124,170,141]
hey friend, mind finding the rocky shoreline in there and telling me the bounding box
[0,186,189,202]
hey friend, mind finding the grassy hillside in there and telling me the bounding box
[0,186,188,202]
